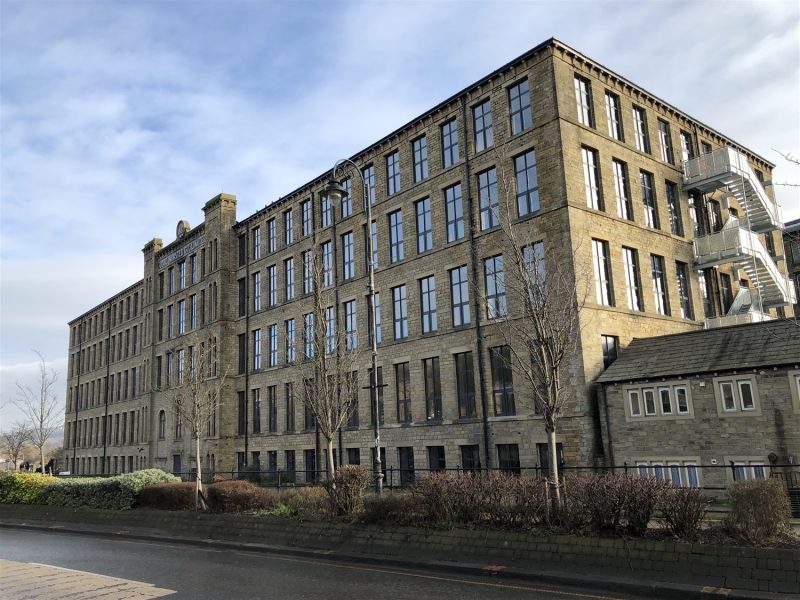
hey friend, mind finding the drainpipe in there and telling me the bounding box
[244,227,250,469]
[73,319,83,473]
[102,308,111,473]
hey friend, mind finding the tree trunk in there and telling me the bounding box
[547,427,561,506]
[39,446,45,477]
[195,435,203,511]
[326,439,336,482]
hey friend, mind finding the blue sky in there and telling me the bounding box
[1,1,799,429]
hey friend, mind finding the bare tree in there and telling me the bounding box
[1,422,32,470]
[13,351,61,475]
[478,146,590,505]
[164,335,229,509]
[288,239,362,479]
[771,150,800,187]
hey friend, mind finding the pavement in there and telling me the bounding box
[0,527,650,600]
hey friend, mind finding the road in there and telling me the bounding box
[0,528,645,600]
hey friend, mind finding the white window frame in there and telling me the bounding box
[713,376,761,416]
[623,381,694,421]
[675,386,689,414]
[629,390,641,416]
[658,387,672,415]
[643,389,657,416]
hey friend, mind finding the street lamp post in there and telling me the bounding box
[322,160,383,494]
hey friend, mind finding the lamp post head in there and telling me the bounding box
[322,178,348,207]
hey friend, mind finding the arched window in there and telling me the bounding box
[158,411,166,439]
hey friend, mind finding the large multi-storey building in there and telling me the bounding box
[63,38,794,479]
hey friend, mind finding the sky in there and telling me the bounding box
[1,0,799,431]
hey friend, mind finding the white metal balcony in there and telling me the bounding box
[683,147,783,233]
[693,218,795,308]
[704,288,771,329]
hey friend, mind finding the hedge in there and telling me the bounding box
[0,473,52,505]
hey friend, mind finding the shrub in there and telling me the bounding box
[727,478,791,543]
[656,485,710,540]
[0,473,53,505]
[322,465,371,516]
[136,482,197,511]
[205,480,279,514]
[361,492,425,525]
[285,487,329,520]
[48,469,179,510]
[556,475,590,531]
[584,474,626,534]
[623,475,669,536]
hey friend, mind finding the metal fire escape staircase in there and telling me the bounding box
[683,147,795,329]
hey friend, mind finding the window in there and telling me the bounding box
[445,183,464,242]
[339,232,354,281]
[285,383,295,431]
[626,382,692,419]
[428,446,446,471]
[680,131,694,162]
[602,335,618,369]
[169,267,175,294]
[321,196,332,228]
[455,351,476,419]
[651,255,670,316]
[720,273,733,313]
[302,200,312,236]
[158,411,166,439]
[363,165,375,204]
[413,136,428,182]
[484,255,506,319]
[423,357,442,421]
[268,219,276,252]
[341,178,351,218]
[325,306,335,354]
[717,378,758,414]
[177,300,185,334]
[253,329,262,370]
[665,182,683,236]
[612,159,633,221]
[285,319,295,363]
[498,444,521,475]
[479,168,499,229]
[237,391,246,435]
[190,255,197,285]
[461,445,481,471]
[179,260,187,290]
[344,300,357,349]
[574,75,594,127]
[420,276,437,334]
[515,150,540,216]
[701,141,712,155]
[640,171,659,229]
[389,210,404,263]
[190,296,196,330]
[490,346,515,416]
[284,210,293,245]
[238,236,246,268]
[303,384,316,430]
[253,272,261,312]
[395,362,411,423]
[302,251,312,295]
[370,366,385,426]
[699,269,715,318]
[304,313,314,358]
[605,92,623,140]
[285,258,294,300]
[365,220,378,270]
[473,100,493,151]
[159,273,165,299]
[622,247,643,311]
[441,119,459,168]
[386,151,400,195]
[591,239,613,306]
[416,198,432,254]
[252,389,261,434]
[707,199,723,233]
[237,334,246,374]
[658,120,674,164]
[322,241,333,287]
[374,292,382,344]
[269,324,278,367]
[253,227,261,260]
[267,265,276,306]
[509,79,532,134]
[632,106,650,153]
[285,449,296,474]
[398,447,415,487]
[675,261,694,320]
[392,285,408,339]
[581,147,602,210]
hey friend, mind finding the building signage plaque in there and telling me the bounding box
[158,235,205,269]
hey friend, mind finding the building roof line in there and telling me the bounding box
[68,279,144,326]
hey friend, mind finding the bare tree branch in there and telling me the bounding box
[1,422,33,470]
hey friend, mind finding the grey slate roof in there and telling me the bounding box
[596,320,800,384]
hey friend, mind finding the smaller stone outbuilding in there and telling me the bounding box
[596,320,800,490]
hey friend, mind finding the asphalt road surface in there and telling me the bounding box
[0,528,646,600]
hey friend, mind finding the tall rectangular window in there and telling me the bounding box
[325,306,335,355]
[238,391,246,435]
[581,146,602,210]
[386,151,400,195]
[675,261,694,320]
[238,236,246,268]
[455,351,476,419]
[605,92,623,140]
[179,300,186,334]
[253,272,261,312]
[302,200,312,236]
[285,383,295,431]
[363,165,375,204]
[268,324,278,367]
[508,79,532,134]
[680,131,695,162]
[179,261,186,289]
[424,357,442,421]
[484,255,506,319]
[441,119,459,168]
[602,335,619,369]
[268,386,277,433]
[284,209,293,245]
[651,254,670,316]
[285,319,295,363]
[190,296,197,330]
[321,196,332,228]
[253,227,261,260]
[622,247,643,311]
[395,362,411,423]
[345,300,357,349]
[268,219,276,252]
[613,159,633,221]
[698,269,715,318]
[285,258,294,300]
[413,136,428,182]
[479,168,498,229]
[342,232,354,280]
[473,100,493,151]
[574,75,594,127]
[490,346,515,416]
[392,285,408,339]
[658,119,674,164]
[701,141,712,154]
[498,444,521,475]
[190,255,197,284]
[640,170,659,229]
[238,278,246,317]
[515,150,539,216]
[364,221,378,271]
[252,389,261,434]
[264,265,275,307]
[720,272,733,314]
[253,329,262,370]
[445,183,464,242]
[304,313,314,358]
[420,275,437,334]
[302,251,312,294]
[322,241,333,287]
[169,267,174,294]
[665,182,683,237]
[632,106,650,153]
[416,198,432,254]
[389,210,404,263]
[374,292,382,344]
[592,239,613,306]
[237,334,246,375]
